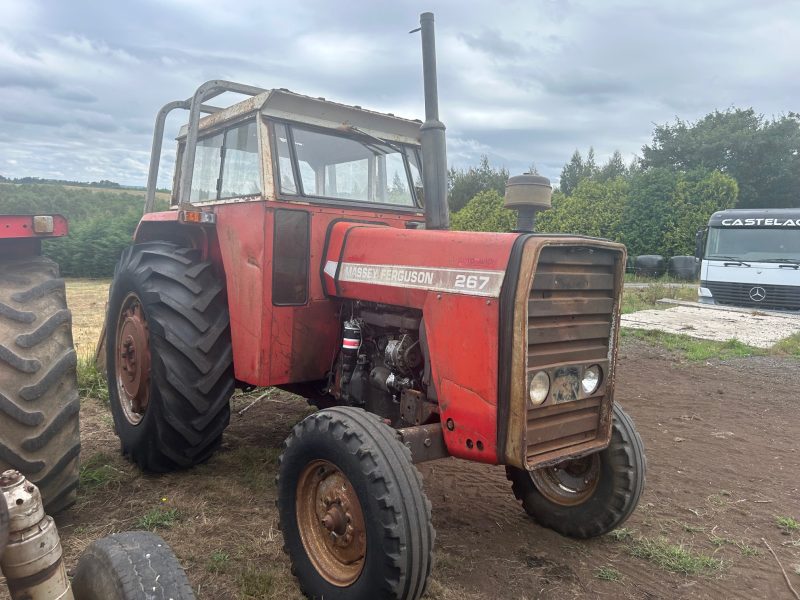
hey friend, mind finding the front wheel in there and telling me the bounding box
[507,403,646,538]
[277,407,434,600]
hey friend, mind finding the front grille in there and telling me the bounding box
[525,246,618,464]
[703,280,800,310]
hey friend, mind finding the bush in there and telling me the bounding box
[450,190,516,232]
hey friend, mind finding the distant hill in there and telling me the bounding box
[0,174,171,194]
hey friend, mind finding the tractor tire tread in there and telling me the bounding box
[0,256,79,513]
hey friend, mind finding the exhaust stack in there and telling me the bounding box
[418,12,449,230]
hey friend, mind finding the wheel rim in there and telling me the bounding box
[115,293,151,426]
[530,454,601,506]
[296,460,366,587]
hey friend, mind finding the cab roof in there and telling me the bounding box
[177,88,423,146]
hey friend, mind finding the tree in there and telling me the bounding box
[641,108,800,208]
[558,147,609,195]
[559,150,585,196]
[598,150,628,182]
[447,155,509,213]
[536,179,629,241]
[450,190,516,232]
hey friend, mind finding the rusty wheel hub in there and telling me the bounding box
[115,294,151,426]
[530,454,601,506]
[296,460,366,586]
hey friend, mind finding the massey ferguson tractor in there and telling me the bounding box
[103,13,645,599]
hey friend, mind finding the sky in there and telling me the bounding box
[1,0,798,188]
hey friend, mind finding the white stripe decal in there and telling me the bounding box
[329,261,505,298]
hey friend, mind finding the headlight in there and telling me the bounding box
[529,371,550,405]
[581,365,601,395]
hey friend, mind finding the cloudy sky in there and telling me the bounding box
[1,0,798,188]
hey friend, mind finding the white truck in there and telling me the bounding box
[697,209,800,310]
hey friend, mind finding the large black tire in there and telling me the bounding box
[71,530,195,600]
[106,242,233,472]
[277,407,434,600]
[668,255,699,280]
[507,403,645,539]
[634,255,666,278]
[0,256,79,513]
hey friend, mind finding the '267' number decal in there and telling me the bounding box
[454,274,491,290]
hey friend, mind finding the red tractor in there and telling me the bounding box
[103,13,645,599]
[0,214,80,514]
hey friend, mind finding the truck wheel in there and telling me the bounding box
[0,257,79,514]
[106,242,233,472]
[277,407,434,600]
[507,403,645,538]
[71,530,195,599]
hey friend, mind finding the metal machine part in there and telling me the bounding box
[0,469,73,600]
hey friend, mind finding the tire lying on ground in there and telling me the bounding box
[506,403,646,539]
[106,242,234,472]
[634,255,665,278]
[668,255,699,280]
[71,531,196,600]
[0,256,80,514]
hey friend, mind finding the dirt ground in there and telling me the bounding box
[2,280,799,599]
[0,339,795,599]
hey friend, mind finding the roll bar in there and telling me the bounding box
[144,80,267,213]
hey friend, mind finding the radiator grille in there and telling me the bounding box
[526,246,618,463]
[703,280,800,311]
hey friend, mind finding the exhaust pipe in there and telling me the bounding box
[417,12,449,230]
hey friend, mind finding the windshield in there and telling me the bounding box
[275,123,421,207]
[706,227,800,262]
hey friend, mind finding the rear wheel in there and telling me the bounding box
[71,531,195,599]
[277,407,434,600]
[507,403,646,538]
[106,242,234,471]
[0,257,79,513]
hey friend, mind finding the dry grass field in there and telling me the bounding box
[64,279,109,358]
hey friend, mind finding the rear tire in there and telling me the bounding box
[0,257,79,513]
[106,242,234,471]
[507,403,646,538]
[277,407,434,600]
[71,531,195,600]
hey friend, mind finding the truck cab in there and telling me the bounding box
[698,208,800,310]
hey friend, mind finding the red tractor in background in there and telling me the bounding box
[103,13,645,599]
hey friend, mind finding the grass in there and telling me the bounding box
[237,563,276,598]
[624,273,697,285]
[208,549,231,574]
[79,452,123,490]
[777,516,799,533]
[628,537,724,575]
[136,507,180,530]
[621,281,697,314]
[608,527,634,542]
[64,279,110,358]
[77,355,108,403]
[594,566,622,581]
[620,328,761,361]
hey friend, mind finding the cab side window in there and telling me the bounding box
[189,119,261,202]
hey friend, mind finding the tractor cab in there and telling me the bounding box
[148,84,426,217]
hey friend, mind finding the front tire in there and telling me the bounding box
[507,403,646,538]
[106,242,234,472]
[0,257,79,513]
[277,407,434,600]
